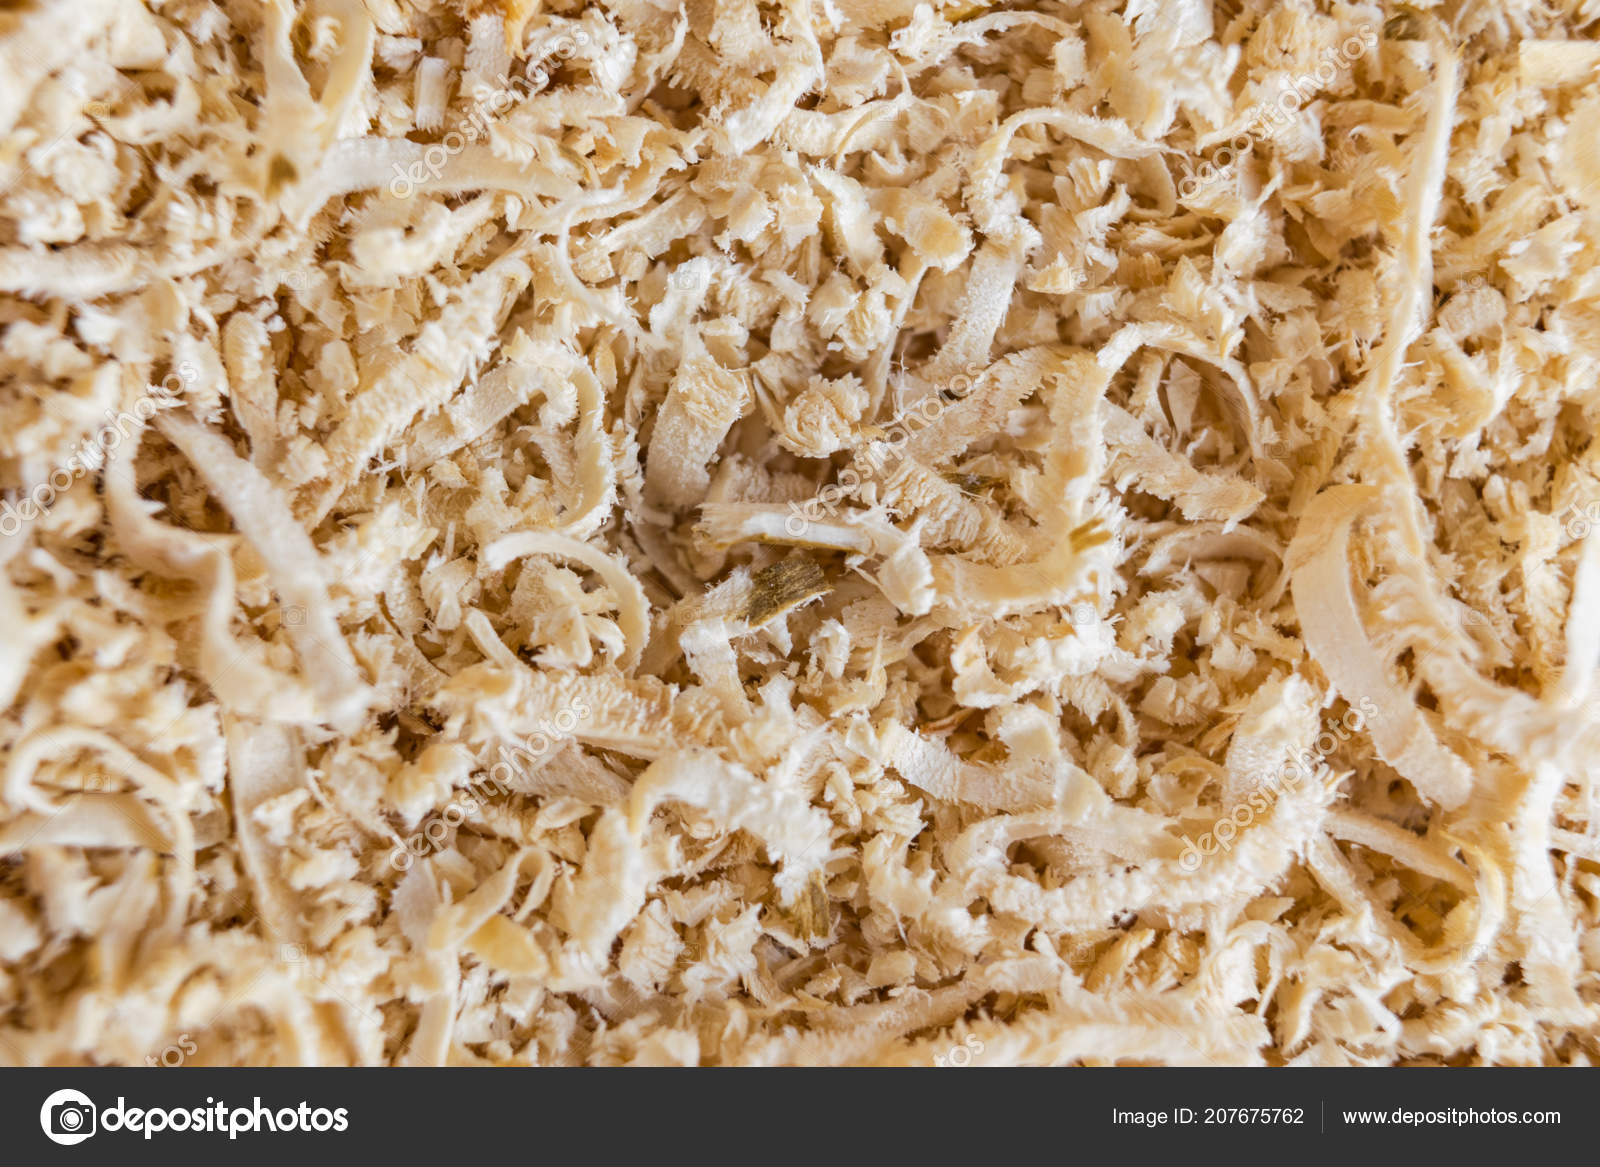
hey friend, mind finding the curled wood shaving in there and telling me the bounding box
[2,0,1599,1069]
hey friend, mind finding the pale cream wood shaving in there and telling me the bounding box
[2,0,1598,1069]
[157,412,372,731]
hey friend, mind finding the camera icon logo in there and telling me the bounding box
[40,1089,96,1145]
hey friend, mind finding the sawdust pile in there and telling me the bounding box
[2,0,1600,1066]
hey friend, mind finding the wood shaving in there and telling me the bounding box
[2,0,1599,1067]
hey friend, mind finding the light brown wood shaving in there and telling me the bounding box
[1,0,1599,1067]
